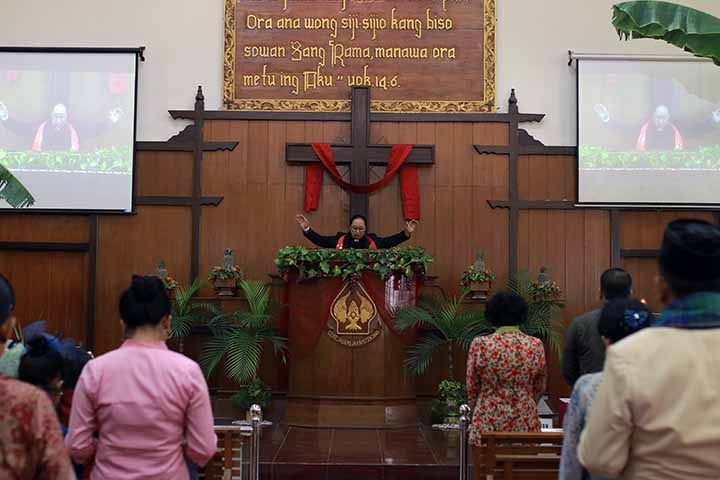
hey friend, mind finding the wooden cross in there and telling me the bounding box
[473,89,576,274]
[286,86,434,223]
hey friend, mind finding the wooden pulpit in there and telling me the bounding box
[282,269,420,428]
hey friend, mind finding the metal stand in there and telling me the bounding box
[459,404,471,480]
[248,405,262,480]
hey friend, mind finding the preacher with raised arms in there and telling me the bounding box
[295,214,418,250]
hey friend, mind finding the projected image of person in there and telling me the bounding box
[31,103,80,152]
[636,105,684,151]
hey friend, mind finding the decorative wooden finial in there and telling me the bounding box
[508,89,518,114]
[196,86,204,102]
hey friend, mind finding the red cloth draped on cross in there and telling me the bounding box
[303,143,421,220]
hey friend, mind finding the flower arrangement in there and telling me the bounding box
[460,250,495,287]
[208,264,243,282]
[208,248,243,283]
[162,276,179,290]
[156,261,178,292]
[209,248,243,297]
[528,266,562,301]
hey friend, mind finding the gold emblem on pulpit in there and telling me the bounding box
[327,280,381,347]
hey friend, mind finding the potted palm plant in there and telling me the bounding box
[394,291,490,423]
[199,280,287,419]
[168,278,222,353]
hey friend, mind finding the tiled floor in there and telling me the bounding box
[258,425,464,480]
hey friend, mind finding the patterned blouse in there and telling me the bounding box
[0,374,75,480]
[559,372,612,480]
[465,327,547,447]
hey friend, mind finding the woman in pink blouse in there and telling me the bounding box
[465,291,547,480]
[66,276,217,480]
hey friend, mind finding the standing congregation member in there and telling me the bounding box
[466,292,547,480]
[562,268,632,386]
[560,297,653,480]
[579,219,720,479]
[0,273,75,480]
[66,276,217,480]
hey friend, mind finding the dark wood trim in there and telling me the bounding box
[136,141,237,152]
[191,87,205,281]
[620,249,661,258]
[0,242,89,252]
[136,141,193,152]
[135,196,223,207]
[488,200,576,210]
[85,215,98,351]
[170,109,546,124]
[474,145,577,156]
[475,90,577,274]
[611,209,621,267]
[286,143,435,165]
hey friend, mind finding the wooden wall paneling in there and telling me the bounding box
[0,251,86,342]
[135,151,194,197]
[0,216,88,243]
[94,207,192,354]
[415,123,437,261]
[621,258,662,312]
[200,120,247,282]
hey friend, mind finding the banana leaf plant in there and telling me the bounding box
[0,163,34,208]
[199,280,287,385]
[612,1,720,65]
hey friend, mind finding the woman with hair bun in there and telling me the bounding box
[19,334,65,407]
[65,275,217,480]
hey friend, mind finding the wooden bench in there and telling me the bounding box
[201,424,252,480]
[477,431,564,480]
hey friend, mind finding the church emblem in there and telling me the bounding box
[327,280,381,347]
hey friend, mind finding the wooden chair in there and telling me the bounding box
[201,424,252,480]
[477,431,564,480]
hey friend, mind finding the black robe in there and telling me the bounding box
[303,228,409,249]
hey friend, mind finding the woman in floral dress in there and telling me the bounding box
[465,291,547,479]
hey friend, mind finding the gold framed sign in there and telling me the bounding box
[223,0,496,113]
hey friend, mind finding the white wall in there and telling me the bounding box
[2,0,719,145]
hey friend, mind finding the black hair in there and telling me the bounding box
[659,219,720,297]
[663,272,720,297]
[598,297,653,344]
[349,214,368,227]
[600,268,632,300]
[486,291,528,327]
[18,335,64,392]
[119,275,171,329]
[62,348,92,389]
[0,273,15,328]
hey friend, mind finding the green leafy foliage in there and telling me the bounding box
[396,270,566,379]
[208,264,243,282]
[199,280,287,385]
[0,163,34,208]
[394,291,491,378]
[0,146,133,174]
[275,245,434,281]
[580,145,720,169]
[168,278,221,340]
[430,380,468,424]
[231,378,273,412]
[613,1,720,66]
